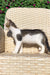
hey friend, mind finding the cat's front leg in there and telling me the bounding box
[19,45,23,54]
[12,41,22,54]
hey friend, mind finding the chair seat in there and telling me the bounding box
[0,53,50,75]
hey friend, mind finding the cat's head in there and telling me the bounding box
[5,18,17,29]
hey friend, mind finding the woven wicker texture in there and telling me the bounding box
[0,26,5,53]
[4,8,50,53]
[0,53,50,75]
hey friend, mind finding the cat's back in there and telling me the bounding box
[21,29,45,37]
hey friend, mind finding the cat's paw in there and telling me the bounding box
[12,51,18,54]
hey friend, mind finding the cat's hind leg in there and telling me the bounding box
[38,42,45,54]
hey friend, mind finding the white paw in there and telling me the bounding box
[20,50,23,54]
[12,51,18,54]
[20,51,22,54]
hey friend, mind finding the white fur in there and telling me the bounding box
[13,40,22,53]
[9,26,21,39]
[22,34,43,44]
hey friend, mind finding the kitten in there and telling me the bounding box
[5,19,50,54]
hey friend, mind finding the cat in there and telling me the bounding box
[5,18,50,54]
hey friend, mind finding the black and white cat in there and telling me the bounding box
[5,19,50,54]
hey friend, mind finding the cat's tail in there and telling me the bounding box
[45,37,50,55]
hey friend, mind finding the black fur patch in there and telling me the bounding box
[17,34,22,41]
[21,29,46,37]
[7,30,16,45]
[7,30,12,37]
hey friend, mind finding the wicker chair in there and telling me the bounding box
[0,8,50,75]
[0,26,5,52]
[4,8,50,54]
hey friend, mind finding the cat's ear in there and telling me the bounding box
[5,17,11,28]
[6,17,17,28]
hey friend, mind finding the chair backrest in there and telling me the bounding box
[4,8,50,53]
